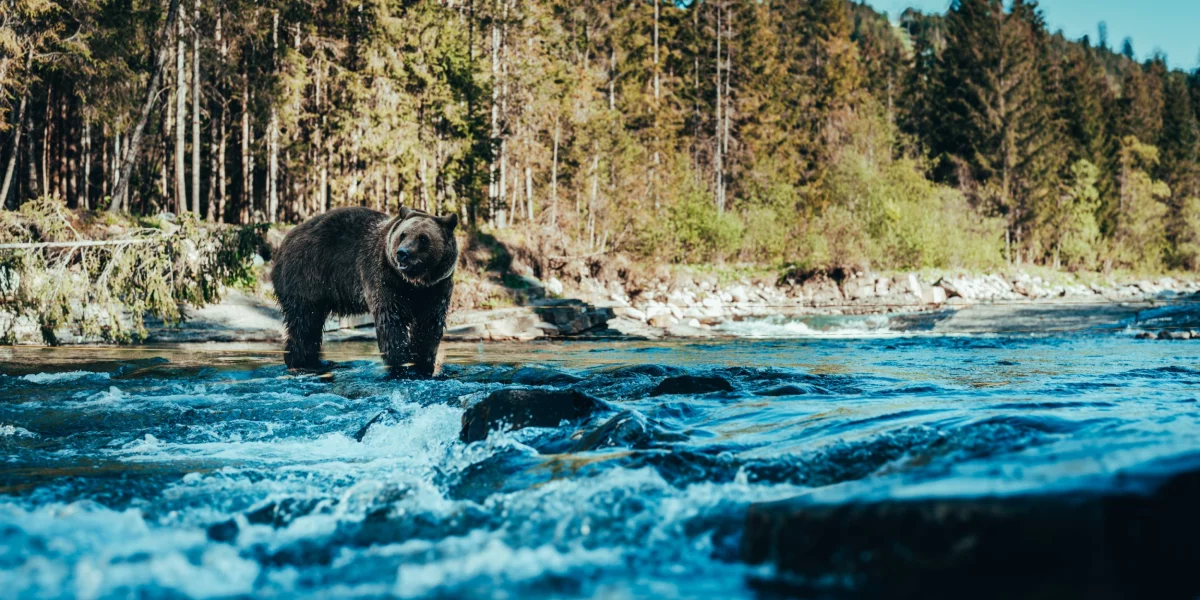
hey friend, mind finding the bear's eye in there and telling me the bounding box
[419,234,429,246]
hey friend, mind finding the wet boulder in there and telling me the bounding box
[650,374,734,396]
[742,464,1200,599]
[460,388,604,443]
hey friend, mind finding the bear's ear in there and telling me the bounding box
[437,213,459,231]
[397,206,415,221]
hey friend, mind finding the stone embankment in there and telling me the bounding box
[561,269,1200,338]
[5,268,1199,345]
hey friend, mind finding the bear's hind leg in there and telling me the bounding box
[283,307,329,370]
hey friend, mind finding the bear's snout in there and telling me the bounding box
[395,247,415,269]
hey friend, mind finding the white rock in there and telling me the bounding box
[729,285,750,304]
[546,277,564,296]
[614,306,647,322]
[702,296,722,309]
[930,286,947,305]
[687,318,702,328]
[907,274,922,297]
[668,304,684,320]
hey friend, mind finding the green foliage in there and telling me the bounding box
[1042,160,1104,270]
[1112,137,1171,271]
[0,199,265,343]
[4,0,1200,279]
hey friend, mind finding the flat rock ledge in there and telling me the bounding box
[742,462,1200,599]
[444,299,616,342]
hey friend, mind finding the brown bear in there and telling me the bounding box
[271,206,459,376]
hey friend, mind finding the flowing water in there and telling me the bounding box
[2,333,1200,599]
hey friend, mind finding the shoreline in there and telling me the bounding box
[4,269,1200,346]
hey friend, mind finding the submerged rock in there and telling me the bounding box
[564,410,689,453]
[460,388,603,442]
[353,408,403,442]
[650,375,735,396]
[742,463,1200,599]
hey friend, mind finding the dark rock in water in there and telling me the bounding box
[566,410,689,453]
[510,366,582,386]
[742,465,1200,599]
[650,375,734,396]
[460,388,603,443]
[756,384,815,397]
[1158,329,1192,340]
[353,408,403,442]
[206,519,239,542]
[245,498,326,528]
[604,364,687,378]
[1136,332,1155,340]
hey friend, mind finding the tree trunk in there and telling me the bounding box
[66,98,79,207]
[551,114,559,227]
[81,117,91,209]
[525,165,533,221]
[714,4,724,213]
[267,10,279,223]
[487,5,500,226]
[42,87,51,198]
[26,113,39,199]
[175,2,188,214]
[241,70,251,221]
[588,143,599,250]
[192,0,201,215]
[652,0,660,210]
[0,80,29,207]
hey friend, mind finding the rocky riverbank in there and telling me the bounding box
[4,267,1200,345]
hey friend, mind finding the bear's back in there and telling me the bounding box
[272,207,390,314]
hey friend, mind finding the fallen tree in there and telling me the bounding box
[0,197,266,344]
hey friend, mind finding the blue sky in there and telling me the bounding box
[862,0,1200,70]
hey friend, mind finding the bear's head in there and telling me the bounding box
[385,207,460,287]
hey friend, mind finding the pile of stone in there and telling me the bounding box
[565,269,1200,336]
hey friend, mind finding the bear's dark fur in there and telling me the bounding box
[271,206,459,376]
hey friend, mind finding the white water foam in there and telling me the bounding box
[718,314,899,339]
[18,371,110,384]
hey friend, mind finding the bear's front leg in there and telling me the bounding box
[406,281,453,377]
[374,307,417,378]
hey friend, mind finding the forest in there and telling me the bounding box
[2,0,1200,274]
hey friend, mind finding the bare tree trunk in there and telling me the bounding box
[112,131,121,200]
[241,70,251,221]
[551,114,559,227]
[0,74,29,206]
[215,11,227,223]
[713,4,724,214]
[722,4,732,210]
[652,0,660,210]
[420,155,430,212]
[81,117,91,209]
[487,3,500,226]
[266,10,280,223]
[191,0,201,215]
[175,2,188,214]
[525,165,533,221]
[42,87,51,198]
[588,143,599,250]
[100,134,109,202]
[66,98,78,206]
[162,54,172,201]
[27,113,40,199]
